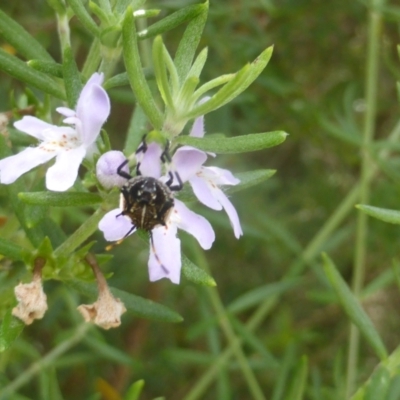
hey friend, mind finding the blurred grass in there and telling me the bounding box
[1,0,400,399]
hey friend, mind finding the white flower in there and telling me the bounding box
[0,73,110,191]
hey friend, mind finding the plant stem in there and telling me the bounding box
[346,0,383,397]
[183,298,276,400]
[193,248,266,400]
[0,323,90,399]
[53,208,106,258]
[184,115,400,399]
[56,12,71,53]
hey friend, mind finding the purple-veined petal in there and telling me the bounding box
[139,142,162,178]
[46,145,86,191]
[0,147,55,184]
[76,73,110,147]
[190,175,222,210]
[171,146,207,183]
[99,209,136,241]
[201,166,240,186]
[14,116,57,141]
[96,150,129,189]
[213,188,243,238]
[174,199,215,250]
[148,224,181,284]
[56,107,75,118]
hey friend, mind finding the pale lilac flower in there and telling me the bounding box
[98,144,215,284]
[170,148,243,238]
[0,73,110,191]
[167,118,243,238]
[96,150,129,189]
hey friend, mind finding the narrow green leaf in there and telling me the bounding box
[186,47,208,80]
[356,204,400,224]
[182,255,216,286]
[194,74,235,100]
[0,309,25,352]
[138,3,204,40]
[47,368,64,400]
[174,1,208,83]
[0,9,53,62]
[67,280,183,323]
[364,365,391,400]
[62,46,83,108]
[232,169,276,192]
[0,239,29,261]
[230,316,279,368]
[322,253,388,360]
[18,192,101,207]
[66,0,100,37]
[175,131,288,154]
[351,364,392,400]
[89,1,111,26]
[152,36,174,109]
[104,69,154,90]
[0,49,65,99]
[24,205,47,228]
[286,356,308,400]
[227,280,299,314]
[124,380,145,400]
[125,104,148,154]
[122,7,163,129]
[134,9,160,19]
[271,343,297,400]
[83,337,139,367]
[28,60,63,78]
[186,46,274,119]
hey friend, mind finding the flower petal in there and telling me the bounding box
[45,145,86,191]
[139,142,162,178]
[96,150,129,189]
[190,175,222,210]
[213,188,243,238]
[56,107,75,118]
[76,73,110,147]
[190,115,205,137]
[14,116,57,141]
[172,146,207,183]
[174,199,215,249]
[201,166,240,186]
[148,224,181,284]
[0,147,55,184]
[99,209,136,241]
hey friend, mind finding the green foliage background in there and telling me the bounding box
[1,0,400,399]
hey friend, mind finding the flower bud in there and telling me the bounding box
[96,151,129,189]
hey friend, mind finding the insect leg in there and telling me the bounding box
[117,159,132,179]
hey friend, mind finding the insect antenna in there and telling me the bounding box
[149,231,169,275]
